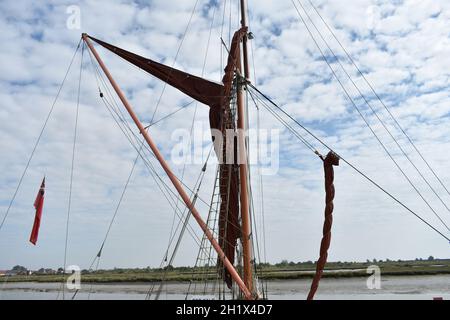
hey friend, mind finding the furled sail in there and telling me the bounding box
[87,27,248,288]
[307,151,339,300]
[215,27,247,289]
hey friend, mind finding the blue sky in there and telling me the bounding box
[0,0,450,271]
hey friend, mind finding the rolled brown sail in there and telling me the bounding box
[307,151,339,300]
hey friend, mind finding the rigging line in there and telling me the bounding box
[101,95,215,248]
[62,41,84,300]
[89,54,214,212]
[85,48,163,274]
[228,0,232,46]
[154,150,246,300]
[144,100,195,129]
[306,0,450,198]
[99,95,204,247]
[247,91,267,295]
[220,0,228,80]
[161,145,215,264]
[244,90,263,286]
[102,87,213,212]
[290,0,450,232]
[88,57,205,253]
[99,93,212,281]
[246,0,257,83]
[87,255,101,300]
[150,171,227,300]
[246,4,268,296]
[295,0,450,216]
[87,0,203,273]
[86,51,212,278]
[248,84,450,242]
[86,46,135,145]
[149,0,200,125]
[87,48,213,210]
[248,89,317,154]
[254,91,268,296]
[86,47,135,134]
[152,148,213,300]
[0,39,82,234]
[187,164,220,297]
[166,2,217,263]
[89,149,140,269]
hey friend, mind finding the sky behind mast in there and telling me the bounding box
[0,0,450,270]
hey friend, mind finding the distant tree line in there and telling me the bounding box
[4,256,444,275]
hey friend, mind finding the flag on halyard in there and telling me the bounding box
[29,177,45,245]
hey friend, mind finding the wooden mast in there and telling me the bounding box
[82,33,253,300]
[237,0,254,295]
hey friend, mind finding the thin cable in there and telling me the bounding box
[0,39,82,233]
[88,46,206,277]
[248,84,450,242]
[306,0,450,198]
[144,100,195,129]
[252,91,269,297]
[152,147,214,300]
[290,0,449,232]
[295,0,450,222]
[86,46,213,209]
[61,42,84,300]
[220,0,228,80]
[166,2,217,264]
[248,89,317,154]
[149,0,200,124]
[91,150,139,267]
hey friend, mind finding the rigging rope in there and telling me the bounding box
[149,0,200,124]
[85,48,215,287]
[83,3,205,299]
[151,147,214,300]
[165,0,217,269]
[144,101,195,129]
[247,84,450,243]
[60,41,84,300]
[86,45,213,211]
[245,90,265,298]
[290,0,450,232]
[293,0,450,229]
[0,39,82,234]
[305,0,450,199]
[246,5,268,297]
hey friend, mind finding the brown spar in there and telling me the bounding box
[82,34,253,300]
[307,151,339,300]
[237,0,253,294]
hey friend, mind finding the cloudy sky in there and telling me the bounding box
[0,0,449,271]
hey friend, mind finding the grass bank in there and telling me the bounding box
[2,259,449,283]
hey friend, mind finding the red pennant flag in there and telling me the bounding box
[30,177,45,245]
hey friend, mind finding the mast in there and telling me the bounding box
[237,0,253,294]
[82,33,253,300]
[240,0,251,79]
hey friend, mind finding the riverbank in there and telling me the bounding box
[1,275,449,300]
[2,259,449,283]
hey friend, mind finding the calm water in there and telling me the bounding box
[0,275,449,300]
